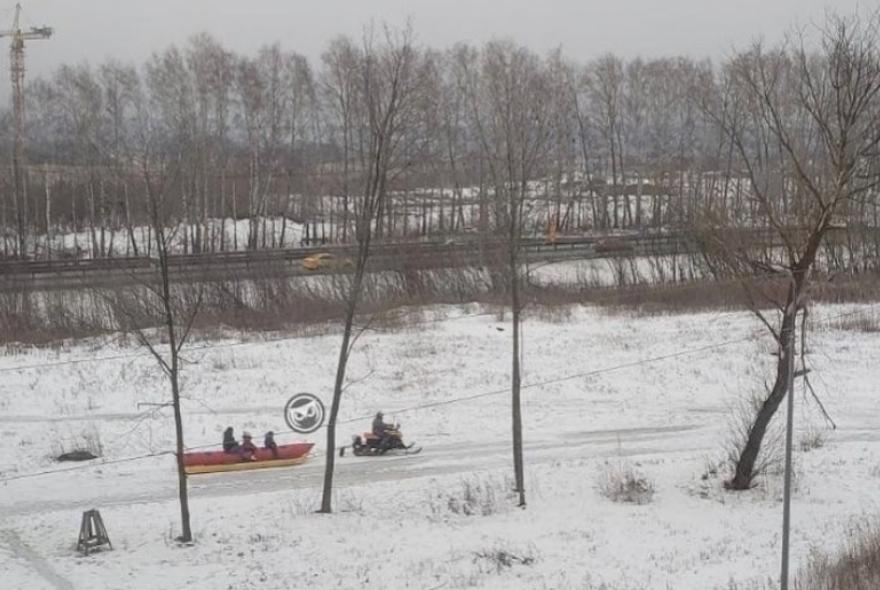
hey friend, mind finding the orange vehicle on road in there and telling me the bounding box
[302,252,353,271]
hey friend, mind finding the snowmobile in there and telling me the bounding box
[343,424,421,457]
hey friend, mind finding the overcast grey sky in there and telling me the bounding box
[0,0,866,92]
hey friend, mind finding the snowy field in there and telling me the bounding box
[1,303,879,589]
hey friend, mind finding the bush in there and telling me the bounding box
[726,523,880,590]
[597,460,655,504]
[52,425,103,461]
[429,474,516,517]
[825,310,880,333]
[793,523,880,590]
[473,545,537,573]
[799,426,827,453]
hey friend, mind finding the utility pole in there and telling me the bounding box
[780,279,803,590]
[780,313,795,589]
[0,3,53,257]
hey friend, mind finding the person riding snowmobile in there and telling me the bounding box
[372,412,403,451]
[371,412,390,436]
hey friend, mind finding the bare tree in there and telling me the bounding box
[322,37,361,242]
[701,13,880,490]
[185,34,235,252]
[587,54,625,229]
[320,25,421,514]
[104,80,203,542]
[463,41,550,507]
[282,51,318,246]
[99,60,141,255]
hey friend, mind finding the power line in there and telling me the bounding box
[0,303,874,483]
[0,327,785,478]
[183,303,877,450]
[0,450,172,484]
[4,327,753,480]
[222,303,880,432]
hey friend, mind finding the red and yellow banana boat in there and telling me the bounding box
[183,442,314,475]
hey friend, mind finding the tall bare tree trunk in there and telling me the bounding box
[728,287,798,490]
[162,261,193,543]
[320,266,365,513]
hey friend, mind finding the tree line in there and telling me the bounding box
[3,23,876,265]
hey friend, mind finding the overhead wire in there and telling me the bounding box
[168,302,880,451]
[0,302,876,484]
[0,450,173,484]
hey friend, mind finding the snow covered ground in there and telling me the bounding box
[15,217,309,260]
[529,253,705,288]
[1,303,879,589]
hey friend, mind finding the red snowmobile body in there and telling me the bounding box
[349,429,420,456]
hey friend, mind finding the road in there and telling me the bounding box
[0,230,711,292]
[1,224,869,293]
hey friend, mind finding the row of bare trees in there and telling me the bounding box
[321,12,880,513]
[324,12,880,514]
[7,25,879,263]
[3,12,879,537]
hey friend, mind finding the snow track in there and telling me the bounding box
[1,423,706,517]
[0,530,74,590]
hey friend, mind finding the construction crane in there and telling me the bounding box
[0,3,52,256]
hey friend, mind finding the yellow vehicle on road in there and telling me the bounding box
[301,252,353,271]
